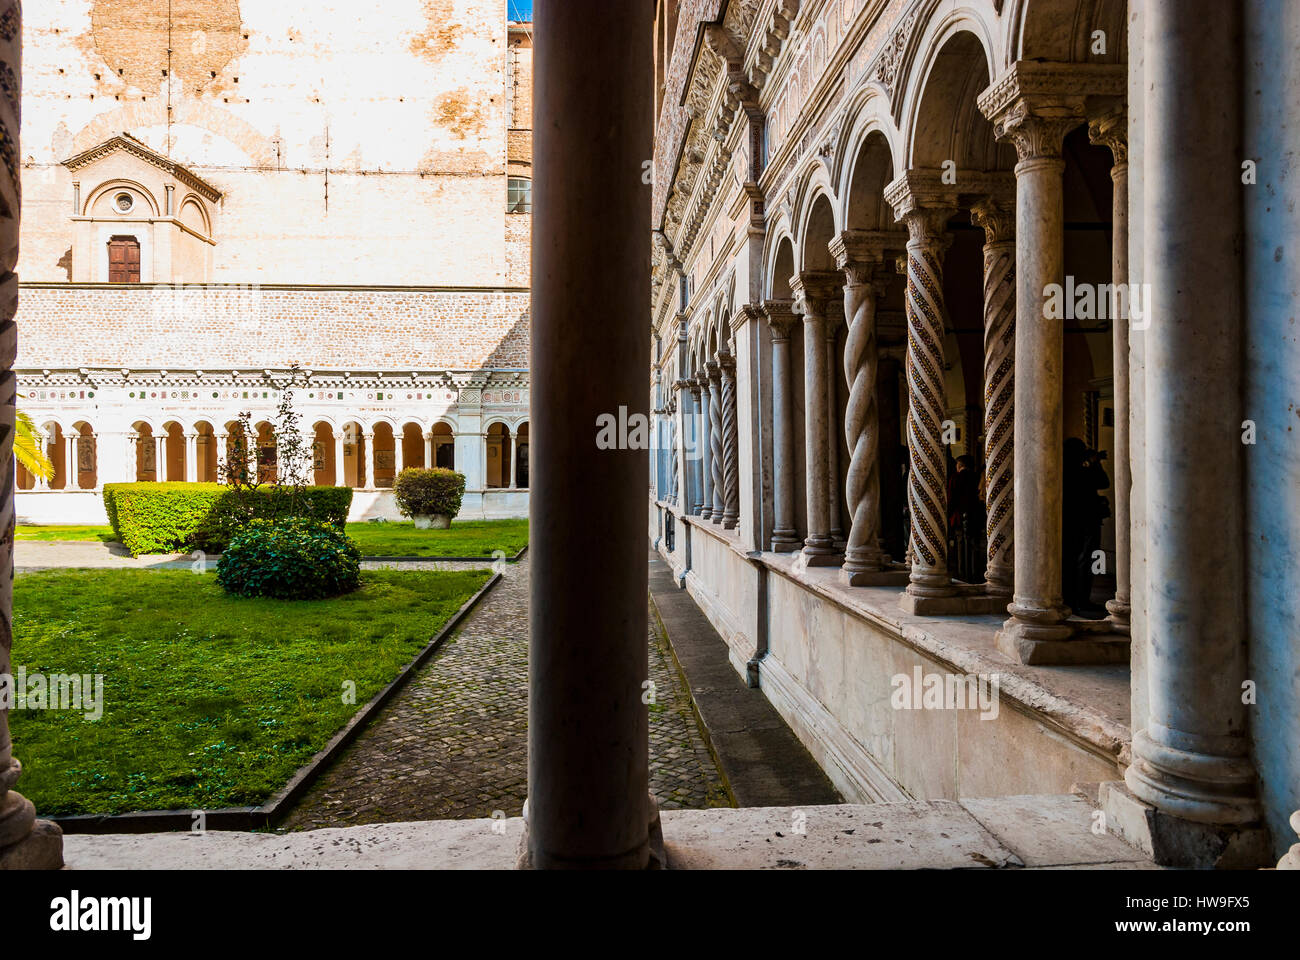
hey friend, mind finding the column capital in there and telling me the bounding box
[970,194,1017,243]
[717,352,736,376]
[883,173,956,248]
[729,303,763,336]
[790,271,840,318]
[705,359,722,384]
[761,299,798,340]
[829,229,907,284]
[1088,105,1127,164]
[977,61,1124,162]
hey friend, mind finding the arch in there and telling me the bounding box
[192,420,219,483]
[1010,0,1126,65]
[312,421,337,486]
[485,421,512,489]
[398,420,426,471]
[83,178,163,218]
[514,421,530,488]
[176,193,212,235]
[430,420,456,470]
[843,128,898,232]
[768,233,796,299]
[904,23,1012,171]
[371,422,397,488]
[798,190,838,272]
[339,420,367,488]
[834,86,903,222]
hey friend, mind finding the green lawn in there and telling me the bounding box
[15,525,117,542]
[10,567,491,816]
[15,518,529,559]
[345,519,529,558]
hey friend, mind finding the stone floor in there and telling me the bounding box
[279,556,731,830]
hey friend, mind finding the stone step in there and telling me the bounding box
[62,793,1155,870]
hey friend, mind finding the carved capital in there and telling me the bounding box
[1088,107,1127,164]
[761,299,798,340]
[790,271,840,320]
[970,195,1017,244]
[829,229,907,285]
[705,359,722,384]
[718,352,736,376]
[978,61,1124,163]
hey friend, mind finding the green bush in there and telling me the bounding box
[101,483,353,556]
[216,518,361,600]
[392,468,466,520]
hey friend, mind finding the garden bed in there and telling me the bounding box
[10,567,493,819]
[345,519,529,559]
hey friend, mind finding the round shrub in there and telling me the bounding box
[393,468,466,521]
[217,518,361,600]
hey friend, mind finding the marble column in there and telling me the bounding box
[1125,0,1261,831]
[362,432,375,489]
[706,361,725,524]
[719,353,739,530]
[423,432,433,470]
[892,200,957,605]
[34,433,49,490]
[982,96,1078,652]
[762,301,800,552]
[508,431,517,489]
[155,435,166,482]
[65,435,77,490]
[1090,109,1131,632]
[696,370,714,519]
[527,0,652,869]
[335,431,346,486]
[0,0,64,868]
[791,272,842,567]
[970,197,1017,599]
[185,433,198,483]
[830,233,890,580]
[824,310,844,546]
[688,380,705,515]
[393,430,405,481]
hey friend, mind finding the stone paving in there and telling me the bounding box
[279,556,731,830]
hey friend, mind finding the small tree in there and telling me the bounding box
[393,468,466,527]
[272,364,314,516]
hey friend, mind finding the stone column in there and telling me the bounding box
[132,432,144,483]
[884,184,957,609]
[830,233,892,581]
[526,0,653,870]
[155,435,166,482]
[706,361,725,524]
[362,432,375,489]
[394,430,405,480]
[1124,0,1262,836]
[687,379,704,515]
[719,353,739,529]
[185,432,198,483]
[215,431,227,482]
[970,197,1017,599]
[762,301,800,552]
[335,431,346,486]
[980,74,1080,654]
[790,272,842,568]
[33,433,49,490]
[508,430,517,489]
[65,434,77,490]
[423,432,433,470]
[1090,109,1131,632]
[696,370,713,519]
[0,0,64,868]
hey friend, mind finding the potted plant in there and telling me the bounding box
[393,467,466,529]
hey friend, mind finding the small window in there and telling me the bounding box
[107,236,141,283]
[114,191,134,213]
[507,177,532,214]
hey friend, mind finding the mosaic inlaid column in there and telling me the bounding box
[696,370,713,520]
[1090,109,1131,632]
[706,360,724,524]
[830,233,889,581]
[893,202,957,605]
[719,353,739,530]
[970,197,1016,599]
[0,0,64,869]
[791,272,843,567]
[763,300,800,552]
[824,308,844,546]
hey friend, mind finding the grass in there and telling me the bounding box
[10,567,492,816]
[344,518,529,558]
[15,525,116,542]
[15,518,529,559]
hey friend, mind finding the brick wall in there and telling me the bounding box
[15,284,529,369]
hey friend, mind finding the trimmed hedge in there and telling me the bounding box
[217,518,361,600]
[392,468,466,520]
[102,483,353,556]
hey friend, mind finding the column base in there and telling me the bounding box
[841,566,911,587]
[996,614,1129,665]
[770,533,802,553]
[1100,780,1271,869]
[516,793,665,870]
[1105,597,1131,635]
[793,549,841,572]
[0,784,64,871]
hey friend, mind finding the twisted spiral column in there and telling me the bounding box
[900,210,956,598]
[971,198,1016,598]
[836,257,889,579]
[706,361,724,524]
[824,312,844,545]
[695,371,713,519]
[719,353,739,530]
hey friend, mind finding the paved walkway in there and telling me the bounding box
[280,556,731,830]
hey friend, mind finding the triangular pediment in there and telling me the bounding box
[62,133,222,203]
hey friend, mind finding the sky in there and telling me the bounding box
[508,0,533,22]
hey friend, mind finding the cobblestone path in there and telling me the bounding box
[279,557,730,830]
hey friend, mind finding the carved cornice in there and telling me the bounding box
[62,133,224,202]
[977,61,1126,162]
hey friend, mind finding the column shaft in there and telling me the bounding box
[719,354,739,529]
[528,0,652,869]
[825,321,843,544]
[792,274,840,566]
[707,362,724,523]
[363,433,375,489]
[697,372,713,519]
[764,303,799,551]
